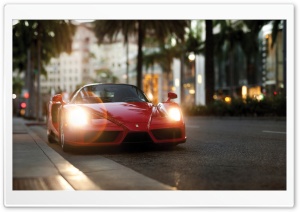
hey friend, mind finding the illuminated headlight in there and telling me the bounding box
[168,108,181,121]
[67,108,88,127]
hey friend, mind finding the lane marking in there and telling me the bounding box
[262,130,286,134]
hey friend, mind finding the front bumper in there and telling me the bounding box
[62,118,186,147]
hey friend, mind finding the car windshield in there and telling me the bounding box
[72,84,150,104]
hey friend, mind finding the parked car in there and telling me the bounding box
[47,83,186,151]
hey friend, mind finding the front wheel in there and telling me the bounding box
[47,131,55,143]
[59,118,70,152]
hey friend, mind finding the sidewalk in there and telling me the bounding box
[12,117,174,191]
[12,117,101,190]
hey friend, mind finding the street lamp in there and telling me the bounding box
[242,85,247,100]
[188,52,196,61]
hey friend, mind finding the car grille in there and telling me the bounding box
[84,131,120,143]
[122,132,153,143]
[151,128,182,140]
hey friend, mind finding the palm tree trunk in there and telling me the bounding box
[180,46,185,104]
[137,20,144,89]
[24,49,31,118]
[36,36,41,121]
[275,38,279,92]
[29,56,36,119]
[205,20,214,105]
[36,26,42,121]
[229,48,234,97]
[167,65,171,92]
[126,37,129,84]
[282,20,286,96]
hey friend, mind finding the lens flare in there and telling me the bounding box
[68,109,88,126]
[168,108,181,121]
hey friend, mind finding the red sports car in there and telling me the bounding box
[47,83,186,151]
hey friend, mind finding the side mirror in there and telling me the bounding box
[52,94,63,103]
[167,92,177,102]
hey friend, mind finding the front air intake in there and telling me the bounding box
[122,132,153,143]
[151,128,182,140]
[84,131,120,143]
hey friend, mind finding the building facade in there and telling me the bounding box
[40,22,166,105]
[40,20,284,108]
[41,22,138,96]
[171,20,285,107]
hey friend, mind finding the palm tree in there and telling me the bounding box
[143,24,204,96]
[143,42,183,92]
[205,20,215,105]
[13,20,75,119]
[236,20,273,89]
[93,20,188,89]
[13,21,74,74]
[214,20,247,98]
[13,73,24,96]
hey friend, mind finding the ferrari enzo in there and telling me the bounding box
[47,83,186,151]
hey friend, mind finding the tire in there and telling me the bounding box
[47,131,55,143]
[59,118,70,152]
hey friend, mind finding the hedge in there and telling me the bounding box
[183,95,286,117]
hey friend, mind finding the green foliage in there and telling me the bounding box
[95,68,119,83]
[13,20,75,74]
[13,74,24,95]
[183,96,286,117]
[93,20,189,88]
[271,94,286,116]
[185,22,203,55]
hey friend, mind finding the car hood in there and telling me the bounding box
[82,102,153,123]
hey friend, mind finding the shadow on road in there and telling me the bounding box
[64,143,186,155]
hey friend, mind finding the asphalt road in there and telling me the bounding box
[30,117,286,190]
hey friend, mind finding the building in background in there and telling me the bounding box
[41,22,97,96]
[40,22,137,96]
[40,20,285,109]
[171,20,285,107]
[214,20,285,103]
[41,21,166,105]
[260,22,285,97]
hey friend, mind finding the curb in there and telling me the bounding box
[28,125,175,190]
[26,127,102,190]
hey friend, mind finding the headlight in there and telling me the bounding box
[168,108,181,121]
[67,108,88,127]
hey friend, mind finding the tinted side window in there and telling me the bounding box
[136,88,148,102]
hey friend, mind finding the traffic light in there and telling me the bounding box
[21,89,29,99]
[20,102,26,109]
[19,101,26,116]
[24,92,29,99]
